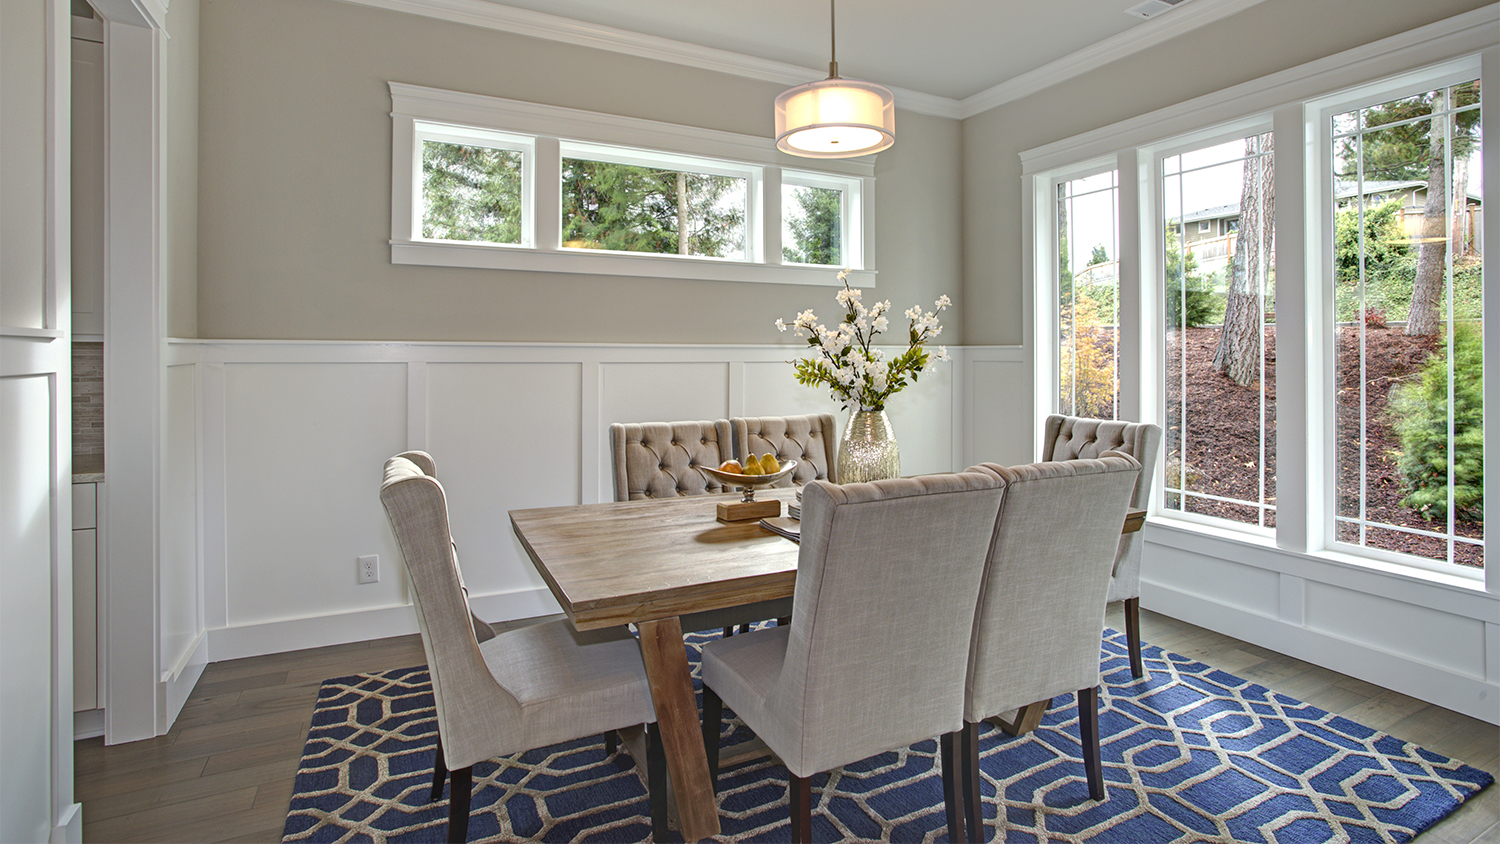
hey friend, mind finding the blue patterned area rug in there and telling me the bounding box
[281,629,1491,843]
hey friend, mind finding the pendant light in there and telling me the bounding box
[774,0,895,158]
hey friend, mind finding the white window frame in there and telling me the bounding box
[411,121,535,248]
[779,169,863,268]
[1020,12,1495,591]
[559,140,763,263]
[389,82,877,288]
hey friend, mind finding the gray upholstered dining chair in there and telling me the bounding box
[730,414,839,486]
[609,419,734,501]
[392,451,510,800]
[1040,415,1163,679]
[698,472,1006,843]
[380,455,666,842]
[960,456,1142,840]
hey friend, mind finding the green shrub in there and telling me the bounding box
[1389,322,1483,522]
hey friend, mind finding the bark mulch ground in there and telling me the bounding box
[1164,325,1481,568]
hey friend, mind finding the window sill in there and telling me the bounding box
[390,239,871,288]
[1145,514,1489,598]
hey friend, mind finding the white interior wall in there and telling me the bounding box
[0,0,81,839]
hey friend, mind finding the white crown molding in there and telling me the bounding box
[339,0,1277,122]
[1017,4,1497,174]
[339,0,966,117]
[958,0,1272,118]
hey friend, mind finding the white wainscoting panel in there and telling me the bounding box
[221,361,410,629]
[425,361,581,598]
[882,362,954,477]
[1304,581,1486,678]
[741,360,838,422]
[1146,540,1283,618]
[964,350,1033,468]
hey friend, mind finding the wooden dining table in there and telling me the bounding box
[510,487,1147,841]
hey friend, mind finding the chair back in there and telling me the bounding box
[731,414,838,486]
[1040,415,1162,599]
[380,457,520,764]
[962,456,1141,722]
[767,472,1004,774]
[609,420,733,501]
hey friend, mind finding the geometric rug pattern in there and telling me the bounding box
[281,628,1492,843]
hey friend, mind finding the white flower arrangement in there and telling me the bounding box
[776,268,951,412]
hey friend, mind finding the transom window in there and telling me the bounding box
[389,83,875,288]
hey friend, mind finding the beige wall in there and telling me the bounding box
[166,0,199,338]
[195,0,962,343]
[961,0,1494,346]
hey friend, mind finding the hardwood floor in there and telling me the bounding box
[74,608,1498,843]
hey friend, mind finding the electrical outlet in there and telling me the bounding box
[357,554,379,584]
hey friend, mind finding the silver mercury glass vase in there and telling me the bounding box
[836,409,900,484]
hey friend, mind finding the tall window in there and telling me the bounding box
[1057,171,1120,419]
[1331,79,1483,568]
[1161,133,1276,528]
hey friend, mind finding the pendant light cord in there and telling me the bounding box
[828,0,840,78]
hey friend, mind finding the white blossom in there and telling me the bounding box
[775,317,787,332]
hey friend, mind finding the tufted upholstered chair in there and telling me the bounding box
[730,414,839,487]
[609,419,734,501]
[394,451,513,802]
[1040,415,1163,679]
[960,456,1142,838]
[380,455,667,842]
[699,472,1006,843]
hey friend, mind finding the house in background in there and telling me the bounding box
[3,0,1496,841]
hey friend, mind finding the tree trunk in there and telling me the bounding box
[1213,133,1274,387]
[1450,153,1470,259]
[1407,105,1448,336]
[676,172,690,255]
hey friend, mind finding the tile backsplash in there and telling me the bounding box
[73,342,104,458]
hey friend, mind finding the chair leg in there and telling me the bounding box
[647,722,669,841]
[776,616,791,627]
[604,729,617,757]
[790,773,813,843]
[701,684,723,793]
[447,765,472,844]
[722,625,735,638]
[737,623,752,635]
[1124,596,1144,679]
[430,741,447,801]
[960,721,983,843]
[939,730,967,844]
[1078,686,1104,801]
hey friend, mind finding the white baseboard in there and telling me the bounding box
[49,803,82,844]
[205,586,561,663]
[1143,581,1500,727]
[73,709,105,741]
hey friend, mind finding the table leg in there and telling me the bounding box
[636,617,721,841]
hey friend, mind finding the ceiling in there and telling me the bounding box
[464,0,1240,105]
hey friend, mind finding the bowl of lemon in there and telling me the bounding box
[701,455,798,502]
